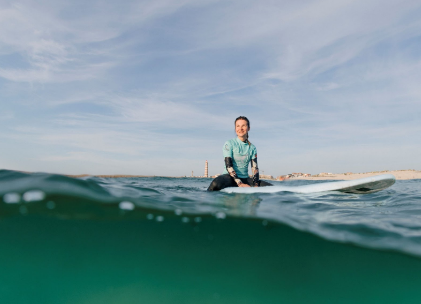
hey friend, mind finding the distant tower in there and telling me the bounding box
[191,171,194,177]
[204,160,208,177]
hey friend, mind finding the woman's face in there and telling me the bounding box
[235,119,250,138]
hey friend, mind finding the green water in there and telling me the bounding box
[2,212,421,304]
[2,170,421,303]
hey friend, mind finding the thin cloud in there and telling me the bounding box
[1,0,420,175]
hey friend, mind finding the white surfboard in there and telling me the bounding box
[221,174,396,194]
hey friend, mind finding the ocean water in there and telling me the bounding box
[1,169,421,304]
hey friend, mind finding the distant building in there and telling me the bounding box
[318,172,333,176]
[280,173,312,179]
[204,160,208,178]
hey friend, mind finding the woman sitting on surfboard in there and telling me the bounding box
[207,116,272,191]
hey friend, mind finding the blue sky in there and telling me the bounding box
[0,0,420,176]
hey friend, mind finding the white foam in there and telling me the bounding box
[119,201,135,210]
[23,190,46,202]
[215,212,226,219]
[3,193,21,204]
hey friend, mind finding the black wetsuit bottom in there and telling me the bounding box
[207,174,273,191]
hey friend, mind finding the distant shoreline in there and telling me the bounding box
[66,174,191,178]
[3,169,420,180]
[66,170,421,180]
[66,174,213,179]
[280,170,421,181]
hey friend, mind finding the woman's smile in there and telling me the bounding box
[236,121,250,139]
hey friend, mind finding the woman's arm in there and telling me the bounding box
[251,158,260,187]
[225,157,244,186]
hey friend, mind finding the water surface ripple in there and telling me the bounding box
[1,169,421,257]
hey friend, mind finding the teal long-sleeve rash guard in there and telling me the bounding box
[222,137,260,186]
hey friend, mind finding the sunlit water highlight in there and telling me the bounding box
[1,169,421,303]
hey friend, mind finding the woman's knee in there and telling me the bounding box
[260,180,273,187]
[207,174,234,191]
[207,179,220,191]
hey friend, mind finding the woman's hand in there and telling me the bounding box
[239,184,251,188]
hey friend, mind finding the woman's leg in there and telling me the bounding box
[207,174,237,191]
[245,178,273,187]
